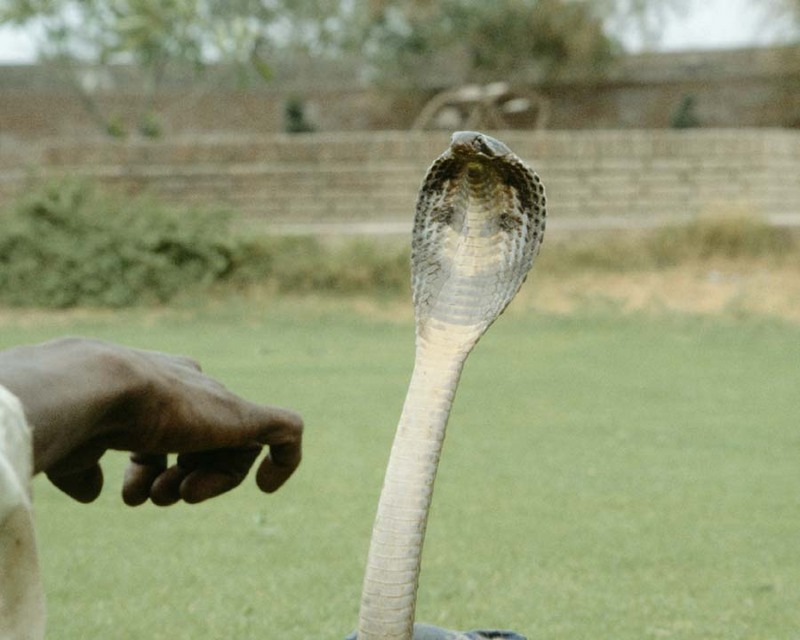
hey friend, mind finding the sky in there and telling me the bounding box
[622,0,793,52]
[0,0,793,64]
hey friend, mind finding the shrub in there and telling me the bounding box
[230,236,410,295]
[10,182,787,309]
[542,213,796,273]
[0,179,235,308]
[0,180,412,307]
[651,213,795,262]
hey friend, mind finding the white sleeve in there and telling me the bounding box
[0,385,46,640]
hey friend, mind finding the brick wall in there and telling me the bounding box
[0,130,798,232]
[1,46,799,138]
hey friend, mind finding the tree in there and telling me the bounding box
[1,0,695,132]
[0,0,272,137]
[246,0,355,58]
[598,0,691,49]
[776,0,800,20]
[354,0,690,87]
[774,0,800,38]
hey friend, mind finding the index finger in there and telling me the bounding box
[253,408,303,493]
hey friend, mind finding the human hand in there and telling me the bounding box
[0,337,303,506]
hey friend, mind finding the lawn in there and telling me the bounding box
[3,296,799,640]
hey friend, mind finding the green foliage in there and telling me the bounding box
[138,110,163,138]
[283,97,315,134]
[0,0,693,118]
[105,115,128,139]
[230,236,410,296]
[361,0,616,85]
[652,213,796,261]
[3,180,793,309]
[0,0,273,136]
[544,213,797,273]
[0,0,268,67]
[669,94,701,129]
[0,179,412,308]
[0,180,235,308]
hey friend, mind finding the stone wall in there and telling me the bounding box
[0,130,798,233]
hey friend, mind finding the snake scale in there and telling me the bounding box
[355,132,547,640]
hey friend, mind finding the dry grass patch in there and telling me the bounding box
[522,261,800,322]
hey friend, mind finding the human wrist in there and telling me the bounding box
[0,338,138,473]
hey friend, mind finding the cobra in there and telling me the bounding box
[355,132,547,639]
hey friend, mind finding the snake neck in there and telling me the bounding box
[357,336,468,640]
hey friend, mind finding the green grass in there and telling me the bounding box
[4,299,799,639]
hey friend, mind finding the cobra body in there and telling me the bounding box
[356,132,546,640]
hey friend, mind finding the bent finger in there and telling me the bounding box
[122,453,167,506]
[248,405,303,491]
[255,442,302,493]
[176,446,260,503]
[179,469,244,504]
[48,463,104,503]
[149,464,191,506]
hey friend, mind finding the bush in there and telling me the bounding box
[0,179,412,307]
[0,180,236,308]
[651,213,795,263]
[3,181,793,309]
[230,236,410,295]
[543,213,796,273]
